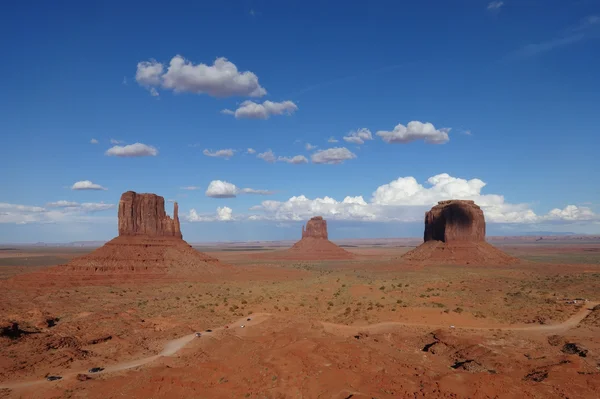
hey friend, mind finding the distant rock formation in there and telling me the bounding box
[424,200,485,243]
[302,216,328,240]
[402,200,518,265]
[256,216,354,260]
[118,191,182,239]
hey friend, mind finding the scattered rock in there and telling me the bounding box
[76,374,91,382]
[562,343,588,357]
[524,370,548,382]
[0,322,37,340]
[547,335,563,347]
[86,335,112,345]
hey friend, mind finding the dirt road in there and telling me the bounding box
[321,302,598,336]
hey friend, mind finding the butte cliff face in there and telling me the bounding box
[118,191,182,239]
[403,200,517,265]
[424,200,485,243]
[301,216,328,240]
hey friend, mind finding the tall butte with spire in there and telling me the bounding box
[402,200,517,265]
[37,191,227,282]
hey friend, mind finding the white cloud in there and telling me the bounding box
[0,201,115,225]
[311,147,357,164]
[71,180,107,191]
[327,137,339,143]
[149,87,159,97]
[206,180,238,198]
[217,206,233,221]
[186,206,234,222]
[376,121,450,144]
[47,201,79,208]
[257,149,277,163]
[136,55,266,98]
[105,143,158,157]
[248,173,599,225]
[278,155,309,164]
[305,143,317,150]
[224,100,298,119]
[487,1,504,10]
[246,148,256,154]
[110,138,123,144]
[90,138,98,144]
[203,149,235,159]
[545,205,596,222]
[181,186,201,191]
[135,60,163,87]
[205,180,273,198]
[343,128,373,145]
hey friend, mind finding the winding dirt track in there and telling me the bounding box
[1,303,597,392]
[322,302,599,337]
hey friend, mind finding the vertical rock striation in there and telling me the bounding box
[118,191,182,239]
[424,200,485,243]
[301,216,328,240]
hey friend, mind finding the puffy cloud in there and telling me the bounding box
[278,155,309,164]
[206,180,237,198]
[487,1,504,10]
[136,55,266,98]
[217,206,233,221]
[257,149,276,163]
[376,121,450,144]
[203,149,235,159]
[545,205,596,222]
[90,138,98,144]
[311,147,357,164]
[105,143,158,157]
[343,128,373,145]
[248,173,599,225]
[71,180,107,191]
[135,60,163,86]
[246,148,256,154]
[224,100,297,119]
[305,143,317,151]
[186,206,234,222]
[205,180,273,198]
[0,201,115,225]
[327,137,339,143]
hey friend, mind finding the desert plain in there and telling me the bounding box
[1,196,599,398]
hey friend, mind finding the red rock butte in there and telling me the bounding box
[11,191,228,285]
[282,216,355,260]
[118,191,182,239]
[403,200,518,265]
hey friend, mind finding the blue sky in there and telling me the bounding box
[1,0,599,243]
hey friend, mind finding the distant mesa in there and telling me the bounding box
[260,216,355,260]
[11,191,228,285]
[403,200,518,265]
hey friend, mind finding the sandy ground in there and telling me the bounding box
[1,240,600,398]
